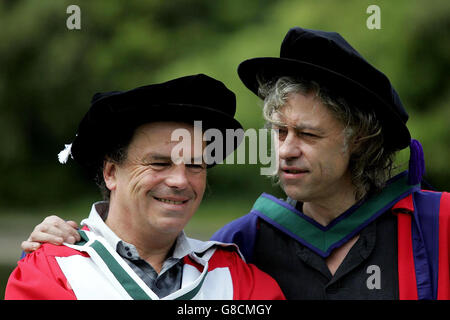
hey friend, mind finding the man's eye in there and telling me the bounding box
[186,164,206,171]
[149,162,170,167]
[277,129,288,140]
[300,132,317,138]
[186,164,205,169]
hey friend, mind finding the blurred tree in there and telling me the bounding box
[0,0,448,209]
[0,0,278,207]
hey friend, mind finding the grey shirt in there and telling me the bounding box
[116,240,183,298]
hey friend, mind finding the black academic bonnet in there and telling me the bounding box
[238,27,411,151]
[65,74,243,175]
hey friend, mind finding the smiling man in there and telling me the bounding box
[5,74,285,300]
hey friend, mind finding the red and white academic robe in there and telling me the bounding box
[5,229,285,300]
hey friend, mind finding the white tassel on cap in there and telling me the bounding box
[58,143,73,164]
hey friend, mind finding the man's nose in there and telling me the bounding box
[278,131,302,160]
[165,164,189,189]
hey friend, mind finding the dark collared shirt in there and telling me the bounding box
[252,210,399,299]
[116,241,183,298]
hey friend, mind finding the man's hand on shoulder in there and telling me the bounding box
[21,215,80,253]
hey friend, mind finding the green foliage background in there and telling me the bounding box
[0,0,449,296]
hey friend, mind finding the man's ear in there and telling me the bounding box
[350,136,362,153]
[103,160,118,191]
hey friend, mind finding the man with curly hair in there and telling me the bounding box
[212,27,450,300]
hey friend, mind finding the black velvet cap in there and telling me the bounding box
[238,27,411,151]
[70,74,243,174]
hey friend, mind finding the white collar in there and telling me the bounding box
[80,201,218,259]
